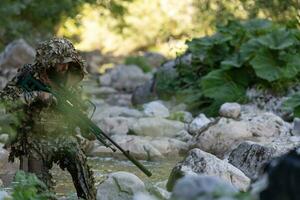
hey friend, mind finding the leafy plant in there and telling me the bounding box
[157,19,300,116]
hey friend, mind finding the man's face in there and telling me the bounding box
[56,63,69,74]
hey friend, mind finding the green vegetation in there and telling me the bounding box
[10,171,56,200]
[156,19,300,116]
[0,0,132,49]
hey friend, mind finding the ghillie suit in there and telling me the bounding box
[0,38,96,200]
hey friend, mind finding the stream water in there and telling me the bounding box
[53,157,182,198]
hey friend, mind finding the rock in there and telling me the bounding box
[143,101,170,118]
[99,73,111,86]
[188,114,211,135]
[85,86,117,97]
[105,94,132,107]
[0,39,35,69]
[96,171,146,200]
[133,193,157,200]
[228,141,274,180]
[168,111,193,123]
[245,112,290,137]
[142,52,166,68]
[148,180,171,200]
[89,135,188,161]
[219,103,241,119]
[0,179,2,187]
[257,148,300,200]
[229,137,300,180]
[99,65,152,92]
[0,144,19,186]
[98,117,136,136]
[171,175,238,200]
[174,130,193,142]
[0,190,10,200]
[189,118,252,157]
[93,106,143,121]
[132,79,156,105]
[189,112,291,158]
[292,117,300,135]
[132,118,185,138]
[167,148,250,192]
[80,50,103,74]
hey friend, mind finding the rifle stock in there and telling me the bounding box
[17,74,152,177]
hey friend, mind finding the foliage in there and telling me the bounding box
[156,19,300,116]
[125,56,152,72]
[0,0,131,49]
[10,171,56,200]
[58,0,300,56]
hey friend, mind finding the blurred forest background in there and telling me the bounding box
[1,0,299,57]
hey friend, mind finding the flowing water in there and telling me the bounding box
[53,157,182,198]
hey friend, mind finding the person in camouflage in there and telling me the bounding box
[0,38,96,200]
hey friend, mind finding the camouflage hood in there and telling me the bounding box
[33,37,86,79]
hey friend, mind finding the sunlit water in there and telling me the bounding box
[52,157,182,198]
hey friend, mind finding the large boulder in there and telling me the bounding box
[99,65,152,92]
[188,114,211,135]
[189,112,291,158]
[98,117,136,136]
[0,39,35,69]
[142,52,166,68]
[171,175,238,200]
[131,118,185,138]
[93,106,143,121]
[89,135,188,161]
[96,171,146,200]
[167,148,250,192]
[229,137,300,180]
[143,101,170,118]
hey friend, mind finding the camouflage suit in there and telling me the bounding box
[0,38,96,200]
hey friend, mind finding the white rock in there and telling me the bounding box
[96,172,146,200]
[132,118,185,137]
[133,193,158,200]
[143,101,170,118]
[99,65,152,92]
[0,39,35,69]
[0,134,8,144]
[189,118,252,157]
[188,114,211,135]
[167,149,250,191]
[171,175,238,200]
[89,135,188,161]
[93,106,143,121]
[189,112,291,158]
[219,103,241,119]
[0,190,10,200]
[98,117,136,136]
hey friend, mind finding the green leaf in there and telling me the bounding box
[201,69,246,102]
[250,48,282,81]
[257,29,296,50]
[282,93,300,110]
[281,53,300,79]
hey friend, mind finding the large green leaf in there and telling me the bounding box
[257,29,296,50]
[200,69,246,102]
[281,53,300,78]
[250,48,282,81]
